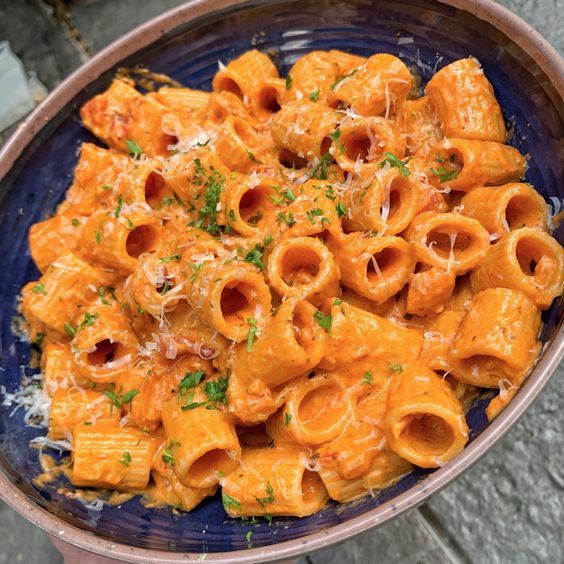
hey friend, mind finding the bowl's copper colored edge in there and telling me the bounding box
[0,0,563,562]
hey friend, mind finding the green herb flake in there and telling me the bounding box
[159,254,181,263]
[104,389,140,412]
[285,74,293,90]
[189,262,204,283]
[332,298,343,306]
[335,201,346,218]
[203,376,229,408]
[94,231,102,244]
[222,493,242,513]
[98,287,110,306]
[64,322,77,337]
[126,139,143,158]
[31,283,47,295]
[255,482,275,524]
[306,207,324,224]
[283,412,292,427]
[34,332,45,347]
[71,218,81,226]
[430,166,458,183]
[193,159,226,235]
[247,317,259,352]
[313,310,332,334]
[277,211,296,226]
[362,371,373,385]
[330,129,344,154]
[113,194,123,218]
[119,451,132,466]
[162,441,179,467]
[388,363,403,373]
[310,153,332,180]
[309,88,320,102]
[379,152,411,177]
[246,149,259,163]
[245,530,253,546]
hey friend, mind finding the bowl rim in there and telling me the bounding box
[0,0,563,562]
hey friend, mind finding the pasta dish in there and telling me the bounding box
[19,49,563,519]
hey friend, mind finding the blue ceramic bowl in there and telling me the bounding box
[0,1,562,561]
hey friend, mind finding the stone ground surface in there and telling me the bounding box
[0,0,562,562]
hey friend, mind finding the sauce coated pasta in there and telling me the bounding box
[20,49,563,518]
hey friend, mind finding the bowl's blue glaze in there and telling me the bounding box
[0,0,562,554]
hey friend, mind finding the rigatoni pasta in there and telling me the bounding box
[18,47,562,523]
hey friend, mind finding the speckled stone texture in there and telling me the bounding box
[0,1,562,562]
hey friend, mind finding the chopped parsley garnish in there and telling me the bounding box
[64,322,77,337]
[113,194,123,217]
[379,152,411,177]
[310,153,332,180]
[285,74,293,90]
[31,283,47,295]
[246,530,253,546]
[332,298,343,306]
[119,451,132,466]
[202,376,229,408]
[277,211,296,226]
[283,412,292,427]
[246,149,259,163]
[162,441,179,467]
[243,236,272,271]
[222,493,242,513]
[309,88,320,102]
[270,185,295,205]
[193,159,226,235]
[98,287,110,305]
[34,332,45,347]
[126,139,143,158]
[158,281,171,295]
[228,209,236,222]
[159,254,181,263]
[335,201,346,218]
[104,388,140,412]
[313,311,332,334]
[306,208,324,224]
[247,210,263,226]
[247,317,259,352]
[388,363,403,373]
[330,129,344,154]
[362,371,373,385]
[79,312,98,329]
[189,262,204,283]
[101,183,113,191]
[94,231,102,244]
[178,370,205,396]
[161,195,173,207]
[325,185,337,200]
[430,167,458,183]
[71,218,81,226]
[255,482,275,524]
[330,68,357,91]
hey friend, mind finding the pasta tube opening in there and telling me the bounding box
[238,185,274,227]
[515,235,557,287]
[214,75,243,99]
[365,246,403,283]
[297,381,349,443]
[505,194,543,230]
[278,148,308,170]
[144,171,168,208]
[125,225,160,258]
[255,82,282,115]
[457,355,512,387]
[187,448,238,484]
[301,470,325,503]
[398,413,455,457]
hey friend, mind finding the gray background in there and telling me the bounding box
[0,0,562,562]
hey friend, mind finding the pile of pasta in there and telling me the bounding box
[21,49,563,519]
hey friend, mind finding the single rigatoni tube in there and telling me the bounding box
[333,116,405,172]
[450,287,541,387]
[406,211,490,274]
[73,302,138,384]
[267,237,340,306]
[384,366,469,468]
[271,102,338,159]
[328,232,415,304]
[461,183,548,236]
[427,138,526,192]
[329,53,413,117]
[161,396,241,489]
[49,389,119,439]
[222,446,329,518]
[71,420,158,489]
[425,58,507,142]
[470,227,564,308]
[186,259,272,342]
[268,374,353,447]
[231,298,326,389]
